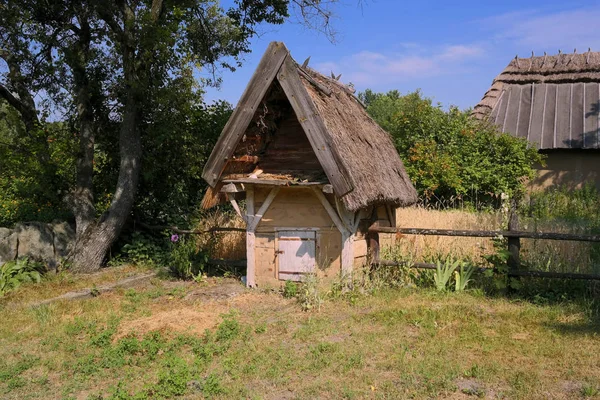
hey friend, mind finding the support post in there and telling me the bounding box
[311,188,353,281]
[341,231,353,281]
[245,186,256,287]
[507,198,520,271]
[368,224,380,265]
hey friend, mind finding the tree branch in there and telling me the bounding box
[0,82,26,115]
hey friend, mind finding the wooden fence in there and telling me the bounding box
[140,219,600,281]
[368,223,600,281]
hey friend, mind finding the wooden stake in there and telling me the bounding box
[245,185,256,288]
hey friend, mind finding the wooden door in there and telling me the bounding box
[277,230,316,281]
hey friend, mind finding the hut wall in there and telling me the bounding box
[254,187,342,287]
[529,150,600,191]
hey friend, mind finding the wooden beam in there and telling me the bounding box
[221,183,245,193]
[341,231,353,281]
[311,188,354,281]
[371,227,600,242]
[201,42,289,187]
[227,195,246,223]
[322,184,334,194]
[277,56,354,197]
[335,197,355,233]
[298,67,332,96]
[248,187,280,231]
[311,188,348,235]
[245,185,256,288]
[223,178,326,186]
[385,205,395,228]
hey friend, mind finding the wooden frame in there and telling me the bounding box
[311,187,355,280]
[202,42,289,186]
[244,185,281,287]
[277,56,353,196]
[202,42,354,198]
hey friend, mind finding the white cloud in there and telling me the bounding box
[481,7,600,51]
[314,44,483,86]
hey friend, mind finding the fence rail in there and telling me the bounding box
[375,227,600,242]
[370,221,600,282]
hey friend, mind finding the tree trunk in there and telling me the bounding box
[68,16,97,241]
[71,31,141,272]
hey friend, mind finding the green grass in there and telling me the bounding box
[1,271,600,399]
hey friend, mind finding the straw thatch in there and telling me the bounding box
[473,51,600,149]
[202,42,417,211]
[300,66,417,211]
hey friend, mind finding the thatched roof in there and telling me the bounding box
[473,51,600,149]
[202,42,417,211]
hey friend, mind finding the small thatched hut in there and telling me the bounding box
[202,42,417,287]
[474,51,600,190]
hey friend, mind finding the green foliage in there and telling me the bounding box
[282,280,299,298]
[0,258,43,296]
[168,237,209,280]
[0,102,74,226]
[297,274,324,311]
[454,263,475,292]
[523,184,600,227]
[116,232,169,267]
[482,237,522,291]
[360,89,543,207]
[434,257,460,291]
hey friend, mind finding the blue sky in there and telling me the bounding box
[202,0,600,110]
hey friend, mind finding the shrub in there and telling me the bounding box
[115,231,169,267]
[360,89,543,207]
[168,236,209,280]
[0,258,43,296]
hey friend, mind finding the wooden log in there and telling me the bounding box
[370,227,600,242]
[298,67,332,96]
[367,222,380,264]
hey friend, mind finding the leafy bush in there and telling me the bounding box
[523,184,600,227]
[282,280,298,298]
[168,236,209,280]
[0,258,43,296]
[116,232,169,267]
[359,89,543,207]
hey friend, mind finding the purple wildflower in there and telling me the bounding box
[171,234,179,243]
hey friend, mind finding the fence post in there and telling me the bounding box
[368,222,380,265]
[507,198,520,271]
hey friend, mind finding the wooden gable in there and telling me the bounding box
[201,42,353,196]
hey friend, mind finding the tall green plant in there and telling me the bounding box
[0,258,43,297]
[434,258,461,291]
[454,264,475,292]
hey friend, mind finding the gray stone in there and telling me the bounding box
[15,222,55,263]
[0,229,17,264]
[51,221,75,259]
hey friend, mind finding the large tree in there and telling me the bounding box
[0,0,339,272]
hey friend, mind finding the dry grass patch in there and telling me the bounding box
[1,272,600,399]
